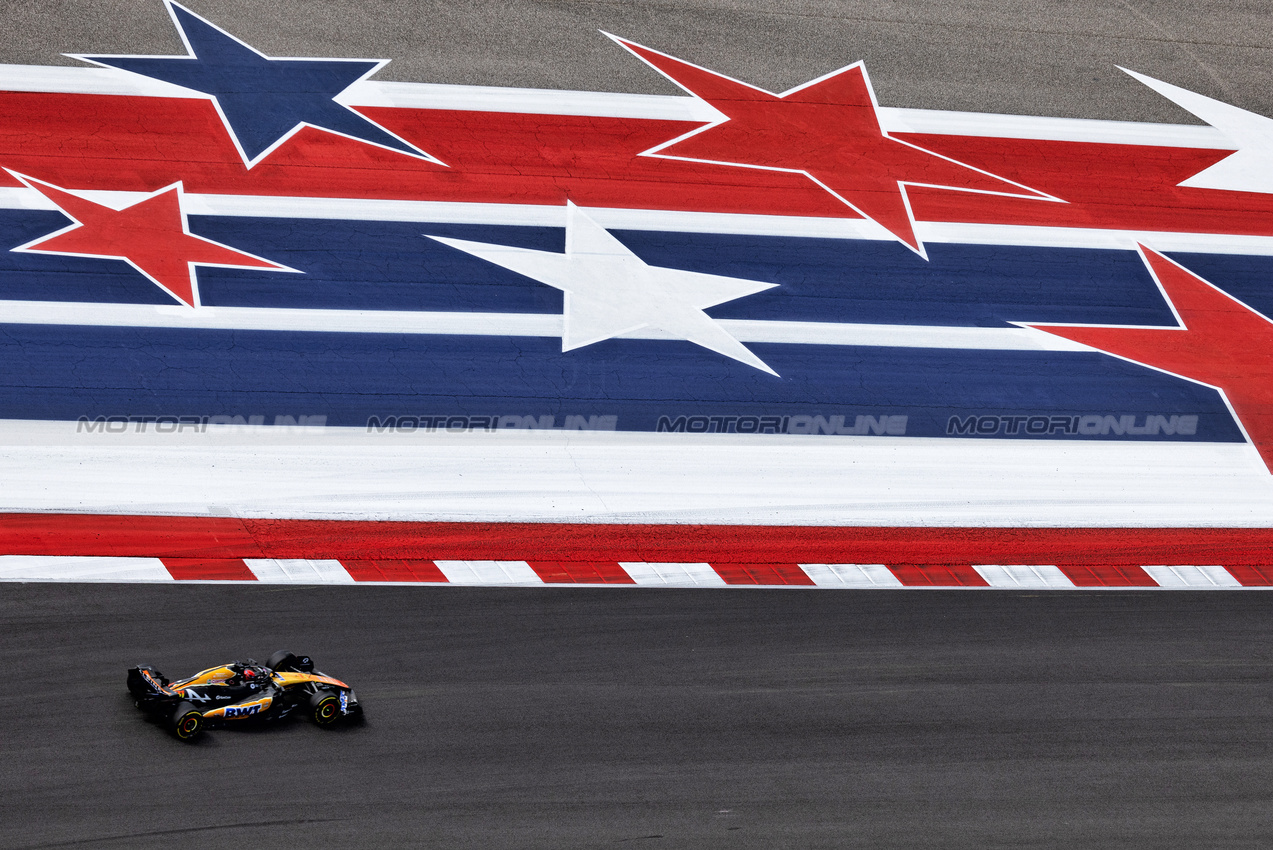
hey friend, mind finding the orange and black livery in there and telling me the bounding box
[127,651,362,741]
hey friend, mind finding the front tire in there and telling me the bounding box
[170,701,204,741]
[309,691,341,728]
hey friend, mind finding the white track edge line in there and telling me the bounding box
[0,300,1090,352]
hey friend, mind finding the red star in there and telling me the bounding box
[1029,246,1273,472]
[11,172,289,306]
[607,34,1051,257]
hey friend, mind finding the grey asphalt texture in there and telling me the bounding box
[3,0,1273,846]
[4,585,1273,848]
[2,0,1271,122]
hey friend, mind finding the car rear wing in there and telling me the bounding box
[127,666,175,698]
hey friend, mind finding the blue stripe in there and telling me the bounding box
[0,323,1242,441]
[197,219,1174,325]
[1,211,1182,325]
[613,231,1175,327]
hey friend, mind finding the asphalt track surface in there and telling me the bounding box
[4,0,1273,846]
[2,0,1271,123]
[4,584,1273,849]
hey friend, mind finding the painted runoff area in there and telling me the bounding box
[2,514,1273,588]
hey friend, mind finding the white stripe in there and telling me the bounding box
[10,186,1273,258]
[1140,564,1242,588]
[0,64,202,98]
[341,80,720,122]
[918,222,1273,258]
[0,64,1231,149]
[725,320,1084,351]
[620,562,727,586]
[433,560,542,585]
[0,300,561,337]
[1,188,897,239]
[245,559,355,583]
[972,564,1076,588]
[799,563,902,587]
[0,300,1090,352]
[876,106,1228,147]
[0,555,170,581]
[3,422,1273,527]
[7,185,1273,259]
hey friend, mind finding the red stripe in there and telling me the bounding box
[5,515,1273,567]
[1055,565,1157,587]
[1217,565,1273,587]
[236,521,1273,564]
[340,559,449,583]
[525,561,635,584]
[711,563,815,586]
[888,564,990,587]
[160,558,255,581]
[1,514,258,557]
[901,133,1249,236]
[0,94,1270,239]
[0,96,839,215]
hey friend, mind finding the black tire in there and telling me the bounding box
[308,691,341,728]
[265,650,296,672]
[170,701,203,742]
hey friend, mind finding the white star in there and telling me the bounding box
[429,203,780,375]
[1122,67,1273,194]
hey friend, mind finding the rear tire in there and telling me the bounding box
[170,701,203,742]
[309,691,341,728]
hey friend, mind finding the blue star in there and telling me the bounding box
[73,1,440,168]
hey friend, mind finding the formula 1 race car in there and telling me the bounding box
[127,651,362,741]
